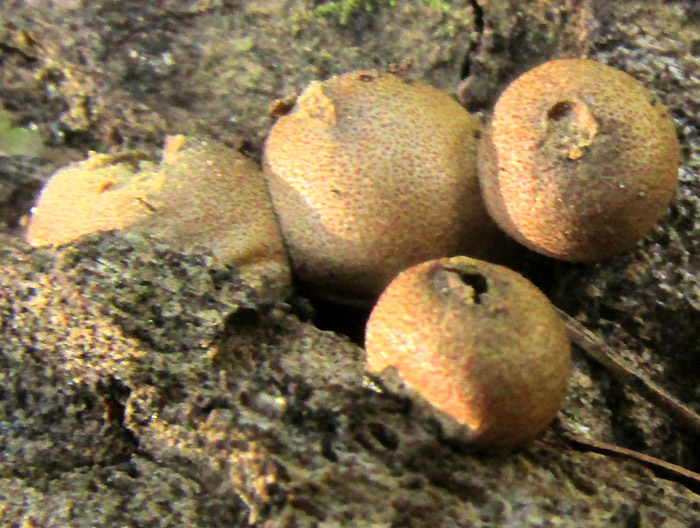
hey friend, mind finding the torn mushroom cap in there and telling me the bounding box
[365,256,571,451]
[26,135,291,298]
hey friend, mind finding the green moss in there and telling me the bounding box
[309,0,452,26]
[311,0,393,25]
[425,0,451,13]
[0,107,43,157]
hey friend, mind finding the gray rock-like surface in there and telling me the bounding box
[0,232,698,527]
[1,0,700,526]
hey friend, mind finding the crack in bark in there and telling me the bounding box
[460,0,485,80]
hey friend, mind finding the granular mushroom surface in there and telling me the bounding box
[478,59,680,262]
[26,136,291,297]
[365,256,571,451]
[25,151,158,245]
[264,70,499,304]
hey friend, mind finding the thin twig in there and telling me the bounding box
[564,433,700,488]
[557,308,700,438]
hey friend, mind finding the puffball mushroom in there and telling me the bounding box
[365,256,571,452]
[26,135,291,297]
[263,70,500,305]
[478,59,680,262]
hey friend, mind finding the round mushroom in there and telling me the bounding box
[478,59,680,261]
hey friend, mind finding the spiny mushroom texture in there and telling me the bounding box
[365,256,571,451]
[478,59,680,262]
[263,70,499,305]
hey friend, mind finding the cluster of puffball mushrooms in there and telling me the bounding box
[25,59,680,452]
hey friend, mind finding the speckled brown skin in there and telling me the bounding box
[263,70,499,304]
[478,59,680,262]
[26,136,291,296]
[365,256,571,451]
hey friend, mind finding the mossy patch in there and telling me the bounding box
[0,107,43,157]
[309,0,451,26]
